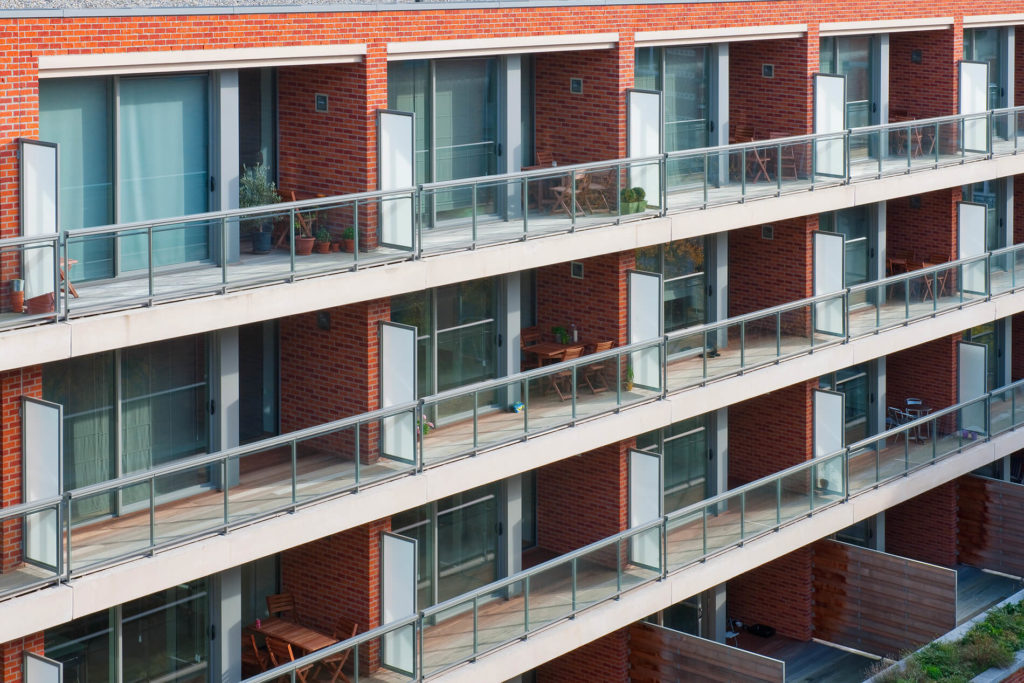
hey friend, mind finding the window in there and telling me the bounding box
[238,68,278,175]
[968,322,1002,391]
[391,484,500,608]
[820,206,871,287]
[964,180,1005,251]
[820,36,873,130]
[634,46,710,153]
[637,415,709,514]
[391,277,500,421]
[46,579,210,683]
[43,336,210,523]
[964,28,1003,110]
[637,239,707,333]
[39,74,212,281]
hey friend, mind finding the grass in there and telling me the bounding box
[870,601,1024,682]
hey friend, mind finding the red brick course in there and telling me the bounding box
[729,215,815,317]
[536,251,634,348]
[1,367,41,573]
[731,37,814,138]
[728,546,815,641]
[887,187,960,263]
[889,30,960,120]
[885,481,959,567]
[728,381,815,486]
[0,633,45,683]
[536,627,630,682]
[886,335,959,433]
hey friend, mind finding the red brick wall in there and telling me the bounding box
[884,481,959,567]
[728,380,814,486]
[536,627,630,682]
[886,335,959,431]
[279,299,389,431]
[887,188,960,262]
[731,37,813,138]
[534,47,626,165]
[280,519,390,669]
[536,251,633,348]
[1014,178,1024,246]
[729,215,815,317]
[1,367,41,572]
[728,546,815,641]
[1014,313,1024,381]
[0,633,45,683]
[889,30,960,119]
[536,440,631,556]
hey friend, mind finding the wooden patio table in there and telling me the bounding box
[250,616,338,654]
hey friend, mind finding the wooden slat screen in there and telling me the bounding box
[959,475,1024,577]
[812,539,957,658]
[628,622,784,683]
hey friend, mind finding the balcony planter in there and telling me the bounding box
[620,187,648,214]
[295,236,315,255]
[239,163,280,254]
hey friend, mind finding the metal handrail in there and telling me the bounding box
[847,253,989,293]
[665,290,840,340]
[0,494,63,521]
[0,234,59,248]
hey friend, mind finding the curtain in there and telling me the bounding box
[118,75,210,270]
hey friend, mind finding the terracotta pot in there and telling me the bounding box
[314,241,331,254]
[9,290,24,313]
[295,236,316,255]
[25,292,55,314]
[330,242,341,253]
[343,239,355,253]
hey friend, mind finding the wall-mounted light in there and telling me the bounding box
[315,93,329,112]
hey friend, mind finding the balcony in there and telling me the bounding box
[0,243,1021,630]
[1,108,1022,344]
[244,383,1024,682]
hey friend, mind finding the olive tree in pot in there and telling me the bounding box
[239,163,280,254]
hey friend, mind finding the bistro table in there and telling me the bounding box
[250,616,338,654]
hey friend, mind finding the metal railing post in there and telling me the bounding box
[471,184,478,247]
[147,227,155,299]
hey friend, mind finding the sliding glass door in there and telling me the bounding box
[39,73,211,281]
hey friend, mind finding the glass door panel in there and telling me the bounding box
[436,488,498,603]
[433,59,499,221]
[121,580,209,683]
[664,46,709,153]
[118,75,210,271]
[39,77,115,282]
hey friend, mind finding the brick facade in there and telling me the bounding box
[887,188,960,263]
[727,546,815,641]
[885,481,959,567]
[889,30,960,119]
[1,367,41,573]
[536,251,634,348]
[886,335,959,432]
[280,519,391,670]
[729,215,815,316]
[728,381,815,486]
[0,633,44,683]
[730,37,813,138]
[536,440,631,556]
[536,627,630,682]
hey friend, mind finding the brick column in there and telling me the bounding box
[0,633,45,683]
[887,187,961,262]
[731,35,815,137]
[280,519,391,670]
[1,367,42,573]
[728,380,815,487]
[727,547,815,641]
[535,628,629,682]
[890,27,961,119]
[885,482,959,567]
[536,250,633,348]
[535,439,632,556]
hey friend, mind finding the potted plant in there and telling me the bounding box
[551,325,570,344]
[293,216,315,255]
[239,163,280,254]
[624,364,634,392]
[620,187,647,214]
[314,228,332,254]
[341,227,356,253]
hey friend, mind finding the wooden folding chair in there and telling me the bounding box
[582,341,615,394]
[243,632,269,675]
[266,593,298,620]
[265,637,314,683]
[550,172,587,216]
[520,326,543,370]
[550,345,585,401]
[316,619,360,683]
[770,132,801,180]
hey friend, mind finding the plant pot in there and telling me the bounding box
[314,241,331,254]
[252,231,272,254]
[295,236,316,255]
[9,290,24,313]
[330,242,341,253]
[621,201,647,214]
[343,239,355,253]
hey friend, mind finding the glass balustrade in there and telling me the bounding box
[3,109,1021,324]
[0,496,63,601]
[0,235,60,330]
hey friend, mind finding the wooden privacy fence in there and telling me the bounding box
[628,622,784,683]
[959,475,1024,578]
[812,539,957,658]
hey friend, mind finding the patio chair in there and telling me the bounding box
[535,149,555,167]
[317,618,359,683]
[886,406,913,445]
[550,172,588,216]
[582,340,616,394]
[521,326,543,370]
[265,637,314,683]
[266,593,298,621]
[770,131,802,180]
[550,345,585,401]
[582,169,613,213]
[243,632,269,676]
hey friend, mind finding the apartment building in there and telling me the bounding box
[1,1,1024,681]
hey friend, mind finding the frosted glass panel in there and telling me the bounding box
[960,61,989,152]
[19,140,58,300]
[23,398,61,571]
[628,89,662,203]
[814,74,846,177]
[959,201,987,294]
[814,390,844,495]
[959,342,987,434]
[38,78,114,281]
[379,111,415,250]
[24,654,62,683]
[813,231,845,336]
[382,533,417,675]
[629,450,661,570]
[381,322,416,463]
[629,270,662,390]
[118,75,209,271]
